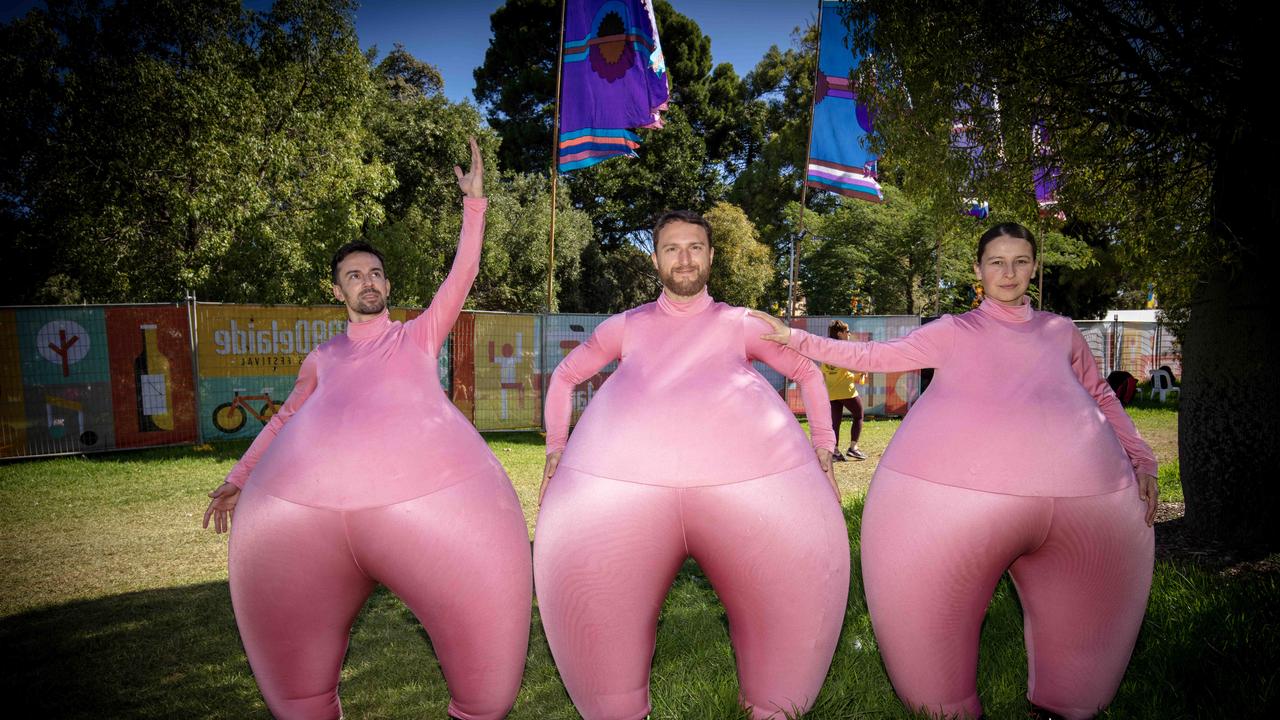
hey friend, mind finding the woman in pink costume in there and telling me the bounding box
[536,211,850,720]
[754,223,1158,720]
[202,139,531,720]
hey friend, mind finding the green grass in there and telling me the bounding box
[3,407,1272,718]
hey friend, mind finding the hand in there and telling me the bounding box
[539,450,563,506]
[454,136,484,198]
[202,482,241,534]
[748,309,791,344]
[1137,472,1158,526]
[816,447,838,498]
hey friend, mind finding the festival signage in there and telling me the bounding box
[540,314,615,425]
[14,307,115,455]
[104,305,198,449]
[472,314,541,430]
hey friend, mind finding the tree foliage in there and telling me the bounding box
[704,202,772,308]
[842,0,1277,550]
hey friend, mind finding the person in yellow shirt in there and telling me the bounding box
[823,321,869,460]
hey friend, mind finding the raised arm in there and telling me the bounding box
[748,310,955,372]
[540,313,625,502]
[203,351,319,532]
[408,137,487,354]
[1070,328,1159,524]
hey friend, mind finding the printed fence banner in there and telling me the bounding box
[194,304,347,440]
[0,310,27,457]
[1074,320,1181,382]
[10,307,115,455]
[105,305,197,449]
[541,313,616,425]
[793,316,921,416]
[472,314,541,430]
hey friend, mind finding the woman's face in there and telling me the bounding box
[974,235,1036,306]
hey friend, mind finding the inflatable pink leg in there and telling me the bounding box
[229,488,375,720]
[347,473,532,720]
[535,465,848,720]
[684,465,849,719]
[1010,487,1153,719]
[862,468,1153,719]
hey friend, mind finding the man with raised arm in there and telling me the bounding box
[535,209,850,720]
[202,139,531,720]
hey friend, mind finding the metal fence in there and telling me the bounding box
[0,300,971,461]
[1074,319,1182,381]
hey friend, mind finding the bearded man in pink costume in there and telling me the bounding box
[753,223,1158,720]
[536,210,850,720]
[202,139,531,720]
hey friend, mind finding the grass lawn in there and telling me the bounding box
[1,406,1275,718]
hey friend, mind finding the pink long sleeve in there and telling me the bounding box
[786,317,956,374]
[544,313,625,454]
[224,352,320,488]
[783,298,1147,497]
[1071,328,1158,478]
[406,196,488,354]
[745,317,835,452]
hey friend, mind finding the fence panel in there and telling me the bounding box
[1074,320,1182,381]
[790,316,922,417]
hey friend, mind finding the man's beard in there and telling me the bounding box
[353,292,386,315]
[660,265,710,297]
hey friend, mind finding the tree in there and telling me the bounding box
[704,202,772,308]
[0,0,393,304]
[843,0,1278,551]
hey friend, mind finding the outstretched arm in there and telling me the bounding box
[409,137,487,354]
[541,313,625,503]
[748,310,955,373]
[745,315,839,494]
[1071,328,1159,525]
[203,351,319,532]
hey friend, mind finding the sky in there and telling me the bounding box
[0,0,821,104]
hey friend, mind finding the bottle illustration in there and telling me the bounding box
[134,324,174,431]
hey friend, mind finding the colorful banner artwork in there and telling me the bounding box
[13,307,115,455]
[541,314,616,425]
[805,0,882,202]
[557,0,670,172]
[472,314,541,430]
[105,305,197,449]
[0,310,27,457]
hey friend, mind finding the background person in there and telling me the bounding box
[823,319,869,461]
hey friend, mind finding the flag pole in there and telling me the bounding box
[792,0,824,321]
[547,0,568,312]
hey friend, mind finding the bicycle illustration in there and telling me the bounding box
[212,388,282,433]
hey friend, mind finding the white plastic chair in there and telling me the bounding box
[1149,369,1180,402]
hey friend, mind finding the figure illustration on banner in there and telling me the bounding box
[488,333,525,420]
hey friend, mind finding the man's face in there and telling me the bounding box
[332,252,390,319]
[651,221,713,299]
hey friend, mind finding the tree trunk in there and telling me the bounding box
[1179,125,1280,552]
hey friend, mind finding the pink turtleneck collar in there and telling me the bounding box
[977,295,1033,323]
[345,309,392,340]
[656,287,714,317]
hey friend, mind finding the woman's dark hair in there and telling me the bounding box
[977,223,1037,263]
[828,319,849,338]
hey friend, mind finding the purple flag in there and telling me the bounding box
[1033,121,1063,219]
[557,0,670,172]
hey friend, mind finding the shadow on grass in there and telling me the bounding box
[1,503,1276,719]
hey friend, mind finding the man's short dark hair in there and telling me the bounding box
[653,210,713,250]
[331,241,387,283]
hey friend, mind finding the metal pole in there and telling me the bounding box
[547,0,568,312]
[792,0,825,321]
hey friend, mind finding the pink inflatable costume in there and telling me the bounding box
[537,289,849,720]
[786,296,1157,719]
[224,197,532,720]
